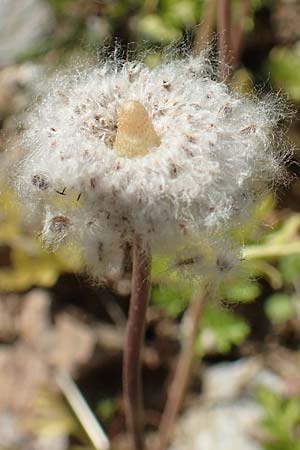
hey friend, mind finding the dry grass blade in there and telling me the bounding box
[55,370,110,450]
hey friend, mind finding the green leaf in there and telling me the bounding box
[257,387,300,450]
[196,305,250,354]
[257,386,282,415]
[232,194,275,243]
[151,255,171,280]
[267,45,300,102]
[265,293,295,323]
[221,278,261,303]
[96,398,116,422]
[138,14,181,43]
[163,0,199,27]
[279,254,300,284]
[151,284,191,318]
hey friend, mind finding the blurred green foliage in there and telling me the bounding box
[138,0,201,43]
[258,387,300,450]
[264,293,296,323]
[0,182,81,291]
[152,199,300,356]
[96,398,117,423]
[33,386,94,450]
[152,284,191,317]
[221,278,262,303]
[268,45,300,102]
[280,254,300,285]
[196,304,250,354]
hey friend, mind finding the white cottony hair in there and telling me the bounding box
[15,52,288,282]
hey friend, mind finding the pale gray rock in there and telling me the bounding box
[169,358,288,450]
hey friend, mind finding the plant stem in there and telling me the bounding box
[156,285,209,450]
[193,0,217,55]
[243,241,300,260]
[218,0,232,81]
[156,5,233,449]
[231,0,250,69]
[123,235,151,450]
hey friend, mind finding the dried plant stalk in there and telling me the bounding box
[231,0,250,68]
[123,235,151,450]
[193,0,217,55]
[156,285,209,450]
[218,0,232,81]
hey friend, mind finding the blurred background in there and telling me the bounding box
[1,1,300,449]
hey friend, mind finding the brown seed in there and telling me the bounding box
[49,215,71,233]
[162,80,171,90]
[176,255,203,267]
[186,135,197,144]
[179,223,188,234]
[216,254,234,272]
[219,103,232,115]
[31,174,49,190]
[98,242,103,261]
[90,178,97,189]
[113,161,121,171]
[240,124,257,134]
[182,146,194,157]
[169,162,179,177]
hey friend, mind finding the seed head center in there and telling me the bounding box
[113,100,160,158]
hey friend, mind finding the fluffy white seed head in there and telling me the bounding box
[15,53,288,282]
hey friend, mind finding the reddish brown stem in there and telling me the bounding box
[218,0,232,81]
[156,286,208,450]
[123,235,151,450]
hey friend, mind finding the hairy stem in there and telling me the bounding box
[218,0,232,81]
[123,235,151,450]
[156,286,209,450]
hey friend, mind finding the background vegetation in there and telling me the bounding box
[1,1,300,449]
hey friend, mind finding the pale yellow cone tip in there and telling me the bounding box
[113,100,161,158]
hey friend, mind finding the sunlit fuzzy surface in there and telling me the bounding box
[15,53,287,282]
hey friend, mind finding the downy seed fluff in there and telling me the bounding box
[15,54,287,283]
